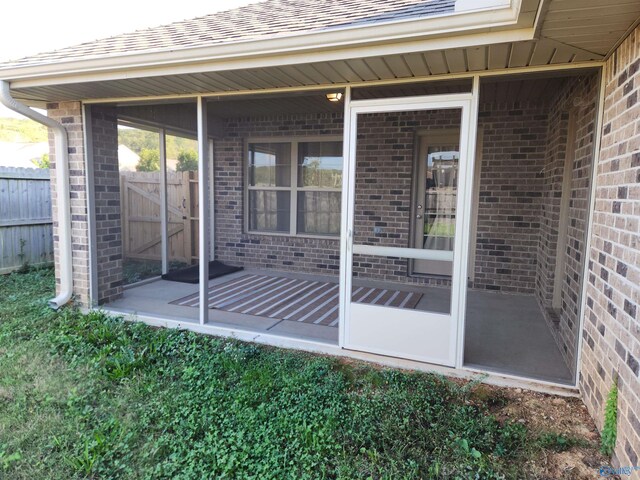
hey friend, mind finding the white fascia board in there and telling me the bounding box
[1,0,525,85]
[8,28,534,90]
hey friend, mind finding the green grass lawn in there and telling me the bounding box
[0,268,585,479]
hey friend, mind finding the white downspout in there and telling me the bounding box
[0,80,73,309]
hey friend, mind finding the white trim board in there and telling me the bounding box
[197,96,210,325]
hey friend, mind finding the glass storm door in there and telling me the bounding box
[340,95,476,367]
[413,130,460,277]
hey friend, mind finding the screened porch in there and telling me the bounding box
[88,70,600,387]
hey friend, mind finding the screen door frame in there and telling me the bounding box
[338,91,479,368]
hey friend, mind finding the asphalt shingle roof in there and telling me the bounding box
[2,0,455,69]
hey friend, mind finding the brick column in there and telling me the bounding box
[91,107,123,305]
[47,102,91,306]
[46,103,123,307]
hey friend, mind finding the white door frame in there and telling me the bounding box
[338,83,480,368]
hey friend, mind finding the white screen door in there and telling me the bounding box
[340,94,476,367]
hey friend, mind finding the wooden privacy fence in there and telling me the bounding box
[0,167,53,274]
[120,170,199,264]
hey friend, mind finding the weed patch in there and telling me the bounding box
[600,380,618,457]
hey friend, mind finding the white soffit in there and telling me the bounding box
[9,40,602,104]
[540,0,640,57]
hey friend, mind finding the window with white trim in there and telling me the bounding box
[246,139,342,237]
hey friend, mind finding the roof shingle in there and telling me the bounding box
[2,0,455,69]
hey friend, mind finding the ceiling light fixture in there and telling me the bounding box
[326,92,343,102]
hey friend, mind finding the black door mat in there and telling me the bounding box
[161,261,243,284]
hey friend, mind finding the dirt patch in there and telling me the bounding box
[324,358,611,479]
[472,384,610,479]
[0,386,13,402]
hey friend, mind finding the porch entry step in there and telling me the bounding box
[170,274,423,327]
[161,260,243,284]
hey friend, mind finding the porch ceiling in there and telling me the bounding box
[5,0,638,105]
[8,38,602,105]
[111,72,593,136]
[480,75,569,103]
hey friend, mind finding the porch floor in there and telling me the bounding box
[464,293,573,384]
[107,268,573,385]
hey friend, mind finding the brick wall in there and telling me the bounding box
[537,74,598,377]
[474,102,549,293]
[537,102,569,308]
[580,26,640,468]
[47,102,91,306]
[47,104,123,307]
[214,113,343,275]
[90,107,123,305]
[213,106,551,292]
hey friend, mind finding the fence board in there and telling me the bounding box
[121,170,196,264]
[0,167,53,274]
[1,167,200,274]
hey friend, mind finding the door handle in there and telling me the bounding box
[416,214,422,219]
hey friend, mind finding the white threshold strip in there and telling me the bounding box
[99,306,579,397]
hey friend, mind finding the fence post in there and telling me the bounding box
[120,173,129,258]
[180,171,191,264]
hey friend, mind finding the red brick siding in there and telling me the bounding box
[537,74,599,377]
[91,107,123,305]
[474,103,549,293]
[213,113,343,275]
[46,102,91,306]
[47,104,124,306]
[213,107,550,291]
[580,26,640,468]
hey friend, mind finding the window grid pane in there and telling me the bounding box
[246,140,343,237]
[298,141,343,189]
[249,190,291,233]
[248,143,291,187]
[297,191,341,236]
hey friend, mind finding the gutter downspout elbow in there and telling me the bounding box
[0,81,73,309]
